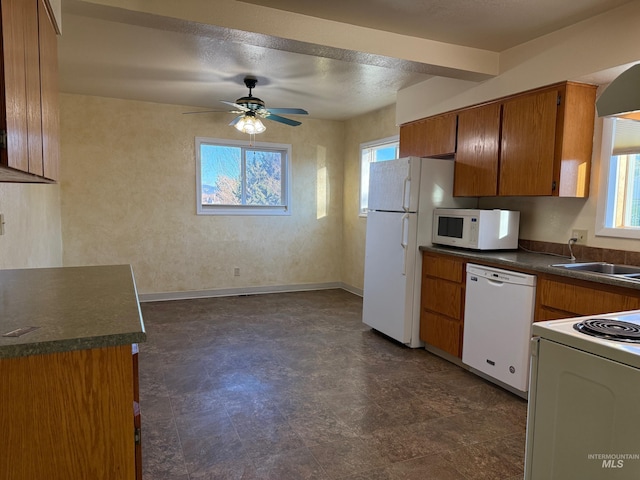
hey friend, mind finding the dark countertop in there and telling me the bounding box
[419,245,640,291]
[0,265,146,359]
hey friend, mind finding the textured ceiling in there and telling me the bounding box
[239,0,632,51]
[57,0,633,121]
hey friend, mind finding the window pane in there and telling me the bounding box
[359,139,399,214]
[246,150,283,206]
[374,145,398,162]
[628,154,640,227]
[201,145,242,205]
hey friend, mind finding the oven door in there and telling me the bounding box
[525,337,640,479]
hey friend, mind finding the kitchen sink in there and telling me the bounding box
[551,262,640,279]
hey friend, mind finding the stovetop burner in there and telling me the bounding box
[574,318,640,343]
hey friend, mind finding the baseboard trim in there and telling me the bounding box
[138,282,361,303]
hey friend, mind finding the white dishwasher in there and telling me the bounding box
[462,263,536,395]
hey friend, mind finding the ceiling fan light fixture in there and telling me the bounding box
[234,113,266,135]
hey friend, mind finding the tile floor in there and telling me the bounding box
[139,289,527,480]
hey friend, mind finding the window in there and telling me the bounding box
[196,137,291,215]
[359,136,399,215]
[596,117,640,238]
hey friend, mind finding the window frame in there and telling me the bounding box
[595,117,640,239]
[195,137,292,216]
[359,135,399,217]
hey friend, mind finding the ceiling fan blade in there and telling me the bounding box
[220,100,250,112]
[182,109,225,115]
[266,108,308,115]
[264,113,302,127]
[228,115,244,127]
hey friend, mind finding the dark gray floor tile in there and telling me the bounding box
[138,290,528,480]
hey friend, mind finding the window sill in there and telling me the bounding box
[197,205,290,216]
[596,226,640,240]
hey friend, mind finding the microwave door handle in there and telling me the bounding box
[400,213,409,276]
[402,175,410,212]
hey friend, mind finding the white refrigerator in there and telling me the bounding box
[362,157,475,347]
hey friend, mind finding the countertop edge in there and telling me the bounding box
[419,245,640,291]
[0,264,147,360]
[0,332,147,359]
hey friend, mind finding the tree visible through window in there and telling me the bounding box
[196,138,291,215]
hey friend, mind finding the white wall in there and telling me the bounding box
[0,183,62,269]
[59,94,345,296]
[396,1,640,252]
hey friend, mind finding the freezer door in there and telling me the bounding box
[362,211,418,345]
[368,157,421,212]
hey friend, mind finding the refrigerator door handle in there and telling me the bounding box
[400,213,409,276]
[402,175,410,212]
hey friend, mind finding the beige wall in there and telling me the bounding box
[60,94,345,296]
[0,184,62,269]
[396,1,640,252]
[341,105,398,293]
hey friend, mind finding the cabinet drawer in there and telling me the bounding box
[422,253,464,283]
[422,277,462,318]
[539,279,640,316]
[420,310,462,357]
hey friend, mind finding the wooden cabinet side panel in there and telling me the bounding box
[38,0,59,180]
[1,0,29,172]
[0,345,135,480]
[454,103,500,196]
[556,83,596,198]
[538,278,640,316]
[499,90,558,196]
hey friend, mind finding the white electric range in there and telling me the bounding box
[525,310,640,479]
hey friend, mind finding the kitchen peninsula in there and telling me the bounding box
[0,265,146,480]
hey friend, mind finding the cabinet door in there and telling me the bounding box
[454,103,501,196]
[421,310,462,357]
[499,89,558,196]
[423,113,457,157]
[25,0,43,176]
[538,277,640,317]
[1,0,30,173]
[420,253,465,358]
[399,113,457,158]
[38,0,59,180]
[399,120,427,158]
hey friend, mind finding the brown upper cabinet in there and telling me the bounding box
[453,103,501,196]
[401,81,597,198]
[399,112,457,158]
[499,82,596,197]
[0,0,59,182]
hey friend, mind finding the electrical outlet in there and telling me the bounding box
[234,267,240,276]
[571,229,587,244]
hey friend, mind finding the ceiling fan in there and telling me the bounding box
[185,76,308,134]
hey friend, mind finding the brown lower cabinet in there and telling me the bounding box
[536,275,640,321]
[0,344,140,480]
[420,251,640,358]
[420,252,466,358]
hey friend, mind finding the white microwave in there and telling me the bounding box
[432,208,520,250]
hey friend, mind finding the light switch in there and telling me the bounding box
[0,214,4,235]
